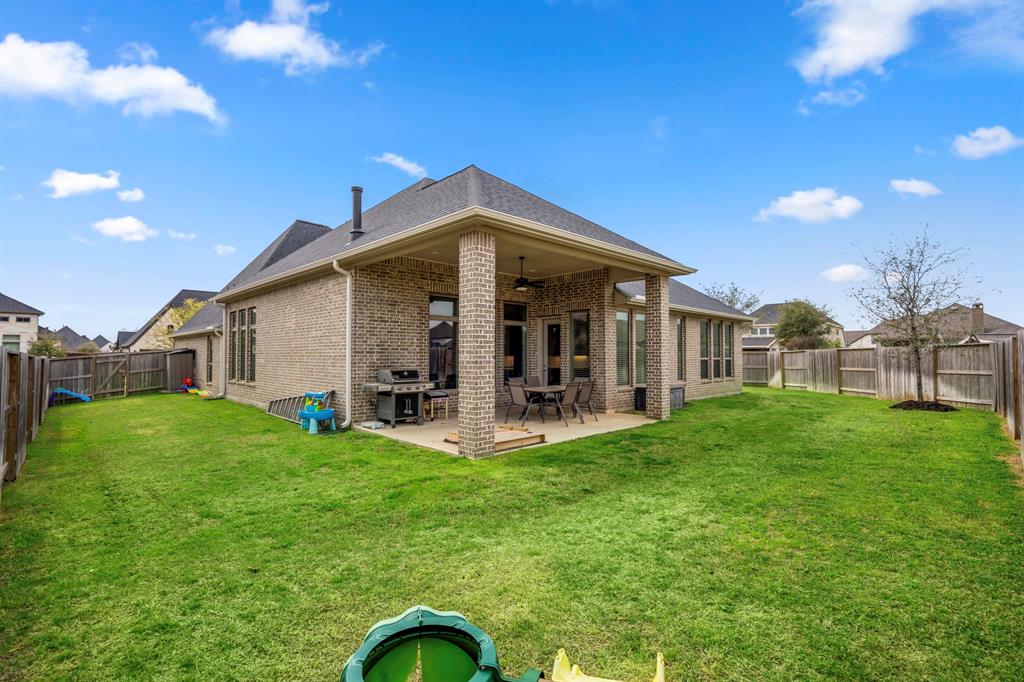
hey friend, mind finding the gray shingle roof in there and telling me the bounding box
[41,325,92,350]
[122,289,218,348]
[171,301,224,337]
[116,331,135,347]
[221,220,331,292]
[0,292,44,315]
[742,336,775,349]
[220,165,677,295]
[750,302,840,327]
[615,279,750,319]
[92,334,110,347]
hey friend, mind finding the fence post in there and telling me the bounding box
[90,354,97,398]
[931,346,939,402]
[123,353,130,397]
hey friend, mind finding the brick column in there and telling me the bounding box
[458,231,496,458]
[645,274,671,420]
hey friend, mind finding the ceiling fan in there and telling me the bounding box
[513,256,544,291]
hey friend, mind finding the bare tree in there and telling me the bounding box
[851,232,974,401]
[703,282,762,314]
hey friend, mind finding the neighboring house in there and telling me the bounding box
[0,292,44,353]
[40,325,93,352]
[114,330,136,350]
[92,335,112,352]
[170,301,224,393]
[844,330,871,348]
[743,302,845,350]
[852,302,1022,348]
[120,289,218,351]
[212,165,753,458]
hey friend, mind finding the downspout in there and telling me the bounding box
[218,306,228,398]
[333,260,353,430]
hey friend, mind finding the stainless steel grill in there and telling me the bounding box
[363,369,432,428]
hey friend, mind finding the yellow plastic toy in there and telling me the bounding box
[551,649,664,682]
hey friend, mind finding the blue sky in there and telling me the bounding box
[1,0,1021,338]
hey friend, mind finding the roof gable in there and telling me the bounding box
[222,219,332,292]
[92,334,110,347]
[220,165,679,295]
[750,302,840,327]
[171,301,224,336]
[0,292,44,315]
[123,288,218,347]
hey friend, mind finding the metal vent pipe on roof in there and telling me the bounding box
[351,186,364,237]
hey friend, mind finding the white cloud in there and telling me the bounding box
[794,1,1022,83]
[798,82,866,115]
[43,168,120,198]
[889,178,941,197]
[205,0,385,76]
[913,144,936,157]
[755,187,863,224]
[168,229,196,240]
[648,114,669,139]
[117,42,158,64]
[92,216,158,242]
[117,187,145,202]
[214,243,236,255]
[371,152,427,178]
[70,232,92,245]
[952,125,1023,159]
[821,264,867,282]
[0,33,225,124]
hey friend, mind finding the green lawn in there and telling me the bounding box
[1,389,1022,680]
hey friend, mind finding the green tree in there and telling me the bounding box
[28,336,67,357]
[775,300,833,350]
[152,299,207,349]
[76,341,101,354]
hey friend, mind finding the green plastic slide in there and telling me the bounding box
[342,606,542,682]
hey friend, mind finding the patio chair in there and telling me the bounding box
[525,376,542,387]
[506,382,541,425]
[508,377,525,386]
[576,380,597,422]
[553,381,581,427]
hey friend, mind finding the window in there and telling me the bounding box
[724,322,733,378]
[248,308,256,382]
[237,310,247,382]
[503,303,526,382]
[635,313,646,385]
[676,317,685,381]
[713,321,723,379]
[2,334,19,352]
[16,316,30,323]
[228,311,237,381]
[206,336,213,383]
[429,296,458,389]
[0,316,8,322]
[615,311,629,385]
[700,320,710,379]
[570,311,590,380]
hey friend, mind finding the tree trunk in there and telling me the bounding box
[913,346,924,401]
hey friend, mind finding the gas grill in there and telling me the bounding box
[363,369,432,428]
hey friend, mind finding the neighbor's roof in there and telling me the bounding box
[171,301,224,337]
[844,330,869,345]
[116,331,135,347]
[92,334,110,347]
[122,289,218,347]
[615,279,752,320]
[750,302,841,327]
[864,302,1022,340]
[0,292,43,315]
[220,165,681,296]
[742,336,775,349]
[41,325,92,350]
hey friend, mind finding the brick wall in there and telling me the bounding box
[224,274,348,412]
[457,231,496,458]
[172,333,222,393]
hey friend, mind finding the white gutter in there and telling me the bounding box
[332,260,353,430]
[219,306,228,398]
[623,294,756,322]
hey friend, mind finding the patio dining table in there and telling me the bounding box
[523,385,566,423]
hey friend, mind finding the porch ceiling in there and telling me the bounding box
[375,227,670,282]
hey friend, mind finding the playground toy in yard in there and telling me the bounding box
[49,387,92,405]
[341,606,542,682]
[342,606,665,682]
[176,377,210,398]
[298,391,337,434]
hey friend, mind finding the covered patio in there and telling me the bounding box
[356,406,654,455]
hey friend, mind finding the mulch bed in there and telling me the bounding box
[890,400,957,412]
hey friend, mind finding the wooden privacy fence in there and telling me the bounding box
[744,337,1023,448]
[2,352,51,501]
[47,349,194,403]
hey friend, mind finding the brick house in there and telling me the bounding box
[210,166,752,458]
[169,301,224,393]
[0,293,44,353]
